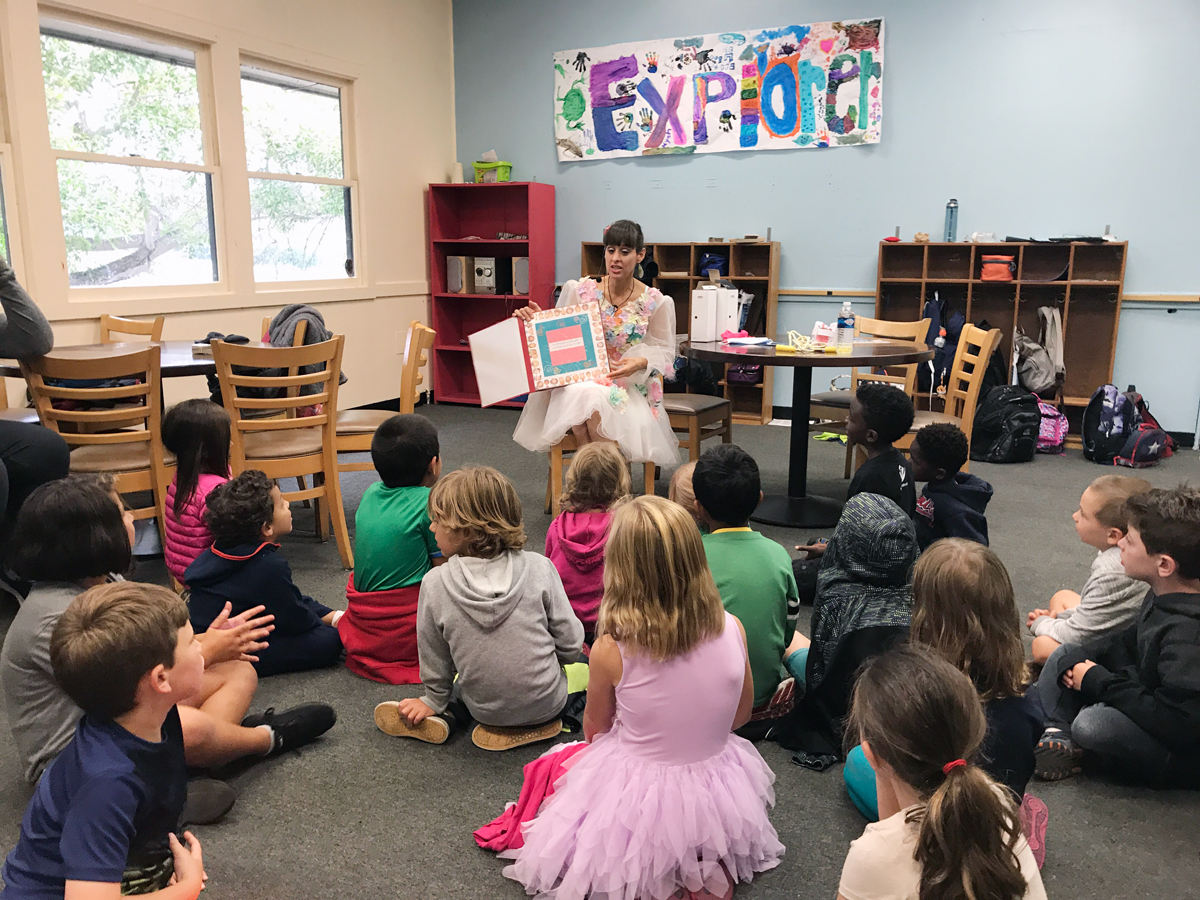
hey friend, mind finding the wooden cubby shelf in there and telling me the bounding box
[876,240,1128,441]
[582,240,781,425]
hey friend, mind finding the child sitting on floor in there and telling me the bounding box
[161,398,231,587]
[909,422,993,549]
[1036,486,1200,785]
[668,460,703,529]
[341,414,443,684]
[500,495,783,900]
[1027,474,1152,665]
[844,541,1044,850]
[693,444,797,730]
[186,470,343,677]
[838,644,1046,900]
[1,582,208,897]
[374,466,583,751]
[546,442,630,644]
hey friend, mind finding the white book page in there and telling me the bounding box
[468,317,530,407]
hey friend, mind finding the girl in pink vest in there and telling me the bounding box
[545,442,630,644]
[162,399,231,587]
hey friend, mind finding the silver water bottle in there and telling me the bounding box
[944,199,958,242]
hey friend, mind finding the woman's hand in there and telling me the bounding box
[608,356,648,379]
[512,301,542,322]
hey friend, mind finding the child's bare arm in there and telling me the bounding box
[583,635,620,742]
[731,616,755,730]
[66,832,205,900]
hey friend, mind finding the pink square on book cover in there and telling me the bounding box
[546,323,587,366]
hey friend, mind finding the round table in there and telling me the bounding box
[682,339,933,528]
[0,339,269,379]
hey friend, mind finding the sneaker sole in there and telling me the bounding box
[471,719,562,751]
[373,703,449,744]
[1035,740,1082,781]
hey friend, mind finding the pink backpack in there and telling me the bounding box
[1037,401,1068,454]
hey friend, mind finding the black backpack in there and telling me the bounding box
[1082,384,1141,463]
[971,385,1040,463]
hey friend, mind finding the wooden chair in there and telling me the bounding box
[807,316,930,478]
[889,324,1001,474]
[336,320,435,474]
[21,346,173,548]
[663,393,733,462]
[100,314,164,343]
[253,316,308,420]
[0,380,39,424]
[212,336,354,569]
[546,435,655,517]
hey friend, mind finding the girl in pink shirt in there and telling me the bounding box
[546,442,630,642]
[162,399,231,586]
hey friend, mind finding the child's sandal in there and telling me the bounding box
[471,720,562,751]
[373,702,449,744]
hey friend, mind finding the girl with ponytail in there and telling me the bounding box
[837,644,1046,900]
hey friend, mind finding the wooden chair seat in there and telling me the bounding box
[911,409,959,429]
[335,409,392,434]
[663,393,733,462]
[662,393,729,415]
[244,428,324,459]
[69,443,176,473]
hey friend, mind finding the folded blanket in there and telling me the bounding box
[338,574,420,685]
[474,742,588,852]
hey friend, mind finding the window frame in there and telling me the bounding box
[0,144,27,281]
[239,55,361,292]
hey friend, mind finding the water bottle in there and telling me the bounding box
[836,300,855,355]
[944,199,958,242]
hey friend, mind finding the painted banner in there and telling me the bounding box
[553,19,883,162]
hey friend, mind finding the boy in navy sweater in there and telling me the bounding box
[185,470,342,677]
[909,422,993,550]
[2,582,206,897]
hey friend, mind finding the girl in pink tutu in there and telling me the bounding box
[501,495,784,900]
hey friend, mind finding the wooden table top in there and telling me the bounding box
[682,339,933,368]
[0,340,270,379]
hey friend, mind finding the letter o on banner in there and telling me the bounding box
[760,61,798,137]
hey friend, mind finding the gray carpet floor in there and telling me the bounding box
[2,403,1198,899]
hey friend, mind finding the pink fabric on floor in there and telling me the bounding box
[473,741,588,852]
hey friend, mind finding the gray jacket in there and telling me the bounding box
[417,551,583,726]
[1031,546,1150,646]
[267,304,346,395]
[0,263,54,360]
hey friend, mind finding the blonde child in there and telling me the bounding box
[502,495,783,900]
[161,398,231,587]
[374,466,583,751]
[837,644,1046,900]
[1027,474,1152,664]
[668,459,703,528]
[546,442,630,642]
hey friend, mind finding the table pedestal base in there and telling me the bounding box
[752,493,844,528]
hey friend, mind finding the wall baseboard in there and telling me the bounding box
[354,392,429,412]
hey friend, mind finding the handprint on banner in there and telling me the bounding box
[638,107,654,132]
[572,51,590,72]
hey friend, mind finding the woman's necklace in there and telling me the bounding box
[604,275,637,308]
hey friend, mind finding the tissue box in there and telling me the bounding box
[473,161,512,183]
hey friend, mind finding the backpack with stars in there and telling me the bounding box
[1115,422,1173,468]
[1082,384,1138,464]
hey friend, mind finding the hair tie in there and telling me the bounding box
[942,759,967,775]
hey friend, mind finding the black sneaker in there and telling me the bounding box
[241,703,337,755]
[181,778,236,826]
[1034,729,1083,781]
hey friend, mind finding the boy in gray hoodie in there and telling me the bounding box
[374,466,584,751]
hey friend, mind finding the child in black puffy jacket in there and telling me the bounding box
[909,423,992,550]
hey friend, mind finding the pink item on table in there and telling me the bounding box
[720,329,749,340]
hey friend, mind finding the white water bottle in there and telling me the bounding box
[836,301,855,355]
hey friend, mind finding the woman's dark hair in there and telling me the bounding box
[603,219,644,251]
[162,399,230,517]
[10,474,131,582]
[848,645,1026,900]
[203,470,275,546]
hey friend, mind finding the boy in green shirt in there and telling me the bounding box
[693,445,798,732]
[340,414,443,684]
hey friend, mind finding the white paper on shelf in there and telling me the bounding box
[468,318,530,407]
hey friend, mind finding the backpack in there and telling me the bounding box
[971,385,1041,463]
[1082,385,1140,464]
[1122,389,1177,454]
[975,319,1010,399]
[916,297,944,394]
[1114,423,1172,468]
[1036,401,1069,454]
[1013,326,1056,396]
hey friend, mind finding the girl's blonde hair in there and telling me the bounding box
[667,460,697,515]
[559,442,630,513]
[597,494,724,660]
[910,539,1027,702]
[428,466,526,558]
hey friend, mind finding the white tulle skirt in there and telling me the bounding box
[500,731,784,900]
[512,379,679,467]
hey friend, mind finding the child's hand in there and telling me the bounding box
[796,540,828,558]
[398,698,436,725]
[1027,608,1052,628]
[201,604,275,665]
[1061,660,1097,691]
[512,302,542,322]
[168,831,205,888]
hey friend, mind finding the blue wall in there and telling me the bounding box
[452,0,1200,432]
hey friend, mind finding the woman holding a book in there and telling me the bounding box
[512,219,679,467]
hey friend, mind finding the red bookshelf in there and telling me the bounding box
[428,182,555,407]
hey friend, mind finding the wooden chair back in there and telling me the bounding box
[849,315,931,396]
[400,321,435,414]
[943,324,1002,439]
[100,314,164,343]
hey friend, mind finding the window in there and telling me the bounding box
[0,169,9,265]
[40,21,217,287]
[241,65,354,282]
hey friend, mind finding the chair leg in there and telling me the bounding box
[688,417,701,462]
[312,473,329,542]
[296,475,311,508]
[844,440,854,479]
[643,461,655,496]
[722,410,733,444]
[323,459,354,570]
[549,447,565,516]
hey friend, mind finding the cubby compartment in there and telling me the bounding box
[653,243,692,277]
[879,244,925,279]
[432,352,480,405]
[581,242,605,278]
[926,245,971,280]
[1016,285,1066,351]
[428,182,530,240]
[970,283,1016,364]
[728,279,767,334]
[694,243,730,277]
[1020,244,1070,282]
[878,284,923,322]
[431,296,513,348]
[972,245,1017,280]
[1062,286,1120,397]
[730,243,772,278]
[1070,244,1124,282]
[727,382,764,417]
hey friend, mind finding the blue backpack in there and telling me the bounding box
[1081,385,1139,463]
